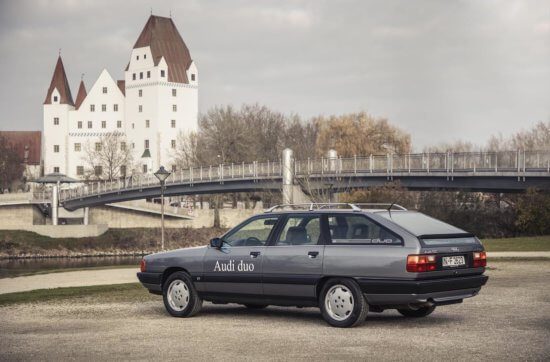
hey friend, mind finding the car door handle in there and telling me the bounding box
[308,251,319,258]
[250,251,261,258]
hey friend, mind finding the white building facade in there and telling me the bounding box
[43,15,198,179]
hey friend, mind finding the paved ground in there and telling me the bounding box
[0,261,549,360]
[0,268,139,294]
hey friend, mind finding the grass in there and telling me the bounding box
[0,283,155,306]
[481,235,550,252]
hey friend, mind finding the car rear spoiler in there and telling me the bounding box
[418,233,476,239]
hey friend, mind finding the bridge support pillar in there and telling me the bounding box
[83,207,89,225]
[52,183,59,226]
[282,148,294,204]
[327,149,338,172]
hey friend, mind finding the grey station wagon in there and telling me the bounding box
[138,203,488,327]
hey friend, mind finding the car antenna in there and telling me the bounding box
[387,203,395,218]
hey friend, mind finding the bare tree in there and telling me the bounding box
[172,130,201,169]
[0,136,24,192]
[83,132,133,181]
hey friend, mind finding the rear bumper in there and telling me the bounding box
[357,274,488,306]
[137,272,162,292]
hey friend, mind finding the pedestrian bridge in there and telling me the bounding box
[58,150,550,211]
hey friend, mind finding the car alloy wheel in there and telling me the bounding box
[325,284,355,321]
[167,279,190,312]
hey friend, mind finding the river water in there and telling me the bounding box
[0,256,143,278]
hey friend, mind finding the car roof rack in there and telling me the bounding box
[353,203,408,211]
[265,203,362,213]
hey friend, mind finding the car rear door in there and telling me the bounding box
[262,213,325,299]
[203,215,280,296]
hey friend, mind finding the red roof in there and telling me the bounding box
[0,131,42,165]
[130,15,193,84]
[74,80,87,109]
[44,56,74,106]
[117,80,126,95]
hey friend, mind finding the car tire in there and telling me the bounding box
[397,305,436,318]
[244,304,268,309]
[162,271,202,318]
[319,278,368,328]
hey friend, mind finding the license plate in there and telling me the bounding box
[442,255,466,267]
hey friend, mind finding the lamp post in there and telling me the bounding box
[154,166,171,250]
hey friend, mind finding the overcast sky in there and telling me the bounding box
[0,0,549,149]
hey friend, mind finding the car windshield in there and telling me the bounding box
[377,211,467,236]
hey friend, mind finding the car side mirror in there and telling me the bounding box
[210,237,223,249]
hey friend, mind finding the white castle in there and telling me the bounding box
[43,15,198,179]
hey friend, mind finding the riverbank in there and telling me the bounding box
[0,229,549,259]
[0,228,228,259]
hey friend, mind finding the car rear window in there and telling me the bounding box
[421,237,480,246]
[377,211,467,236]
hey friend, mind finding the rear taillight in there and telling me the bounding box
[140,259,146,272]
[407,254,437,272]
[473,251,487,268]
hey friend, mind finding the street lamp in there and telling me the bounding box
[154,166,171,250]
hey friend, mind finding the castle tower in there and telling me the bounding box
[124,15,198,173]
[43,55,74,175]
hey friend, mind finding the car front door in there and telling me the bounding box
[203,215,280,296]
[262,214,325,299]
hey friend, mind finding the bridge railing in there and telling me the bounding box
[58,150,550,202]
[296,150,550,175]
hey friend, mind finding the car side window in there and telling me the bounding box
[275,215,321,246]
[224,217,279,247]
[327,214,401,245]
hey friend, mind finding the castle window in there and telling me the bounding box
[191,74,196,81]
[133,73,136,81]
[171,165,177,172]
[53,167,60,173]
[114,104,118,112]
[102,87,107,94]
[101,104,106,112]
[117,120,122,128]
[144,54,147,59]
[90,104,95,112]
[54,145,60,153]
[172,105,177,112]
[78,121,82,129]
[74,143,81,152]
[138,89,142,97]
[101,121,106,129]
[142,164,148,173]
[132,142,135,149]
[144,139,149,149]
[136,55,139,60]
[132,123,135,129]
[171,120,176,128]
[147,71,150,78]
[120,142,126,151]
[120,165,127,176]
[139,72,143,79]
[53,117,59,125]
[172,89,177,97]
[76,166,84,176]
[171,140,176,149]
[94,166,102,176]
[95,142,102,151]
[145,120,150,128]
[161,70,165,77]
[88,121,92,129]
[53,96,58,102]
[139,105,142,113]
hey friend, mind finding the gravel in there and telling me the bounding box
[1,261,549,360]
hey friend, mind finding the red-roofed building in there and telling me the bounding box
[0,131,42,180]
[43,15,198,179]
